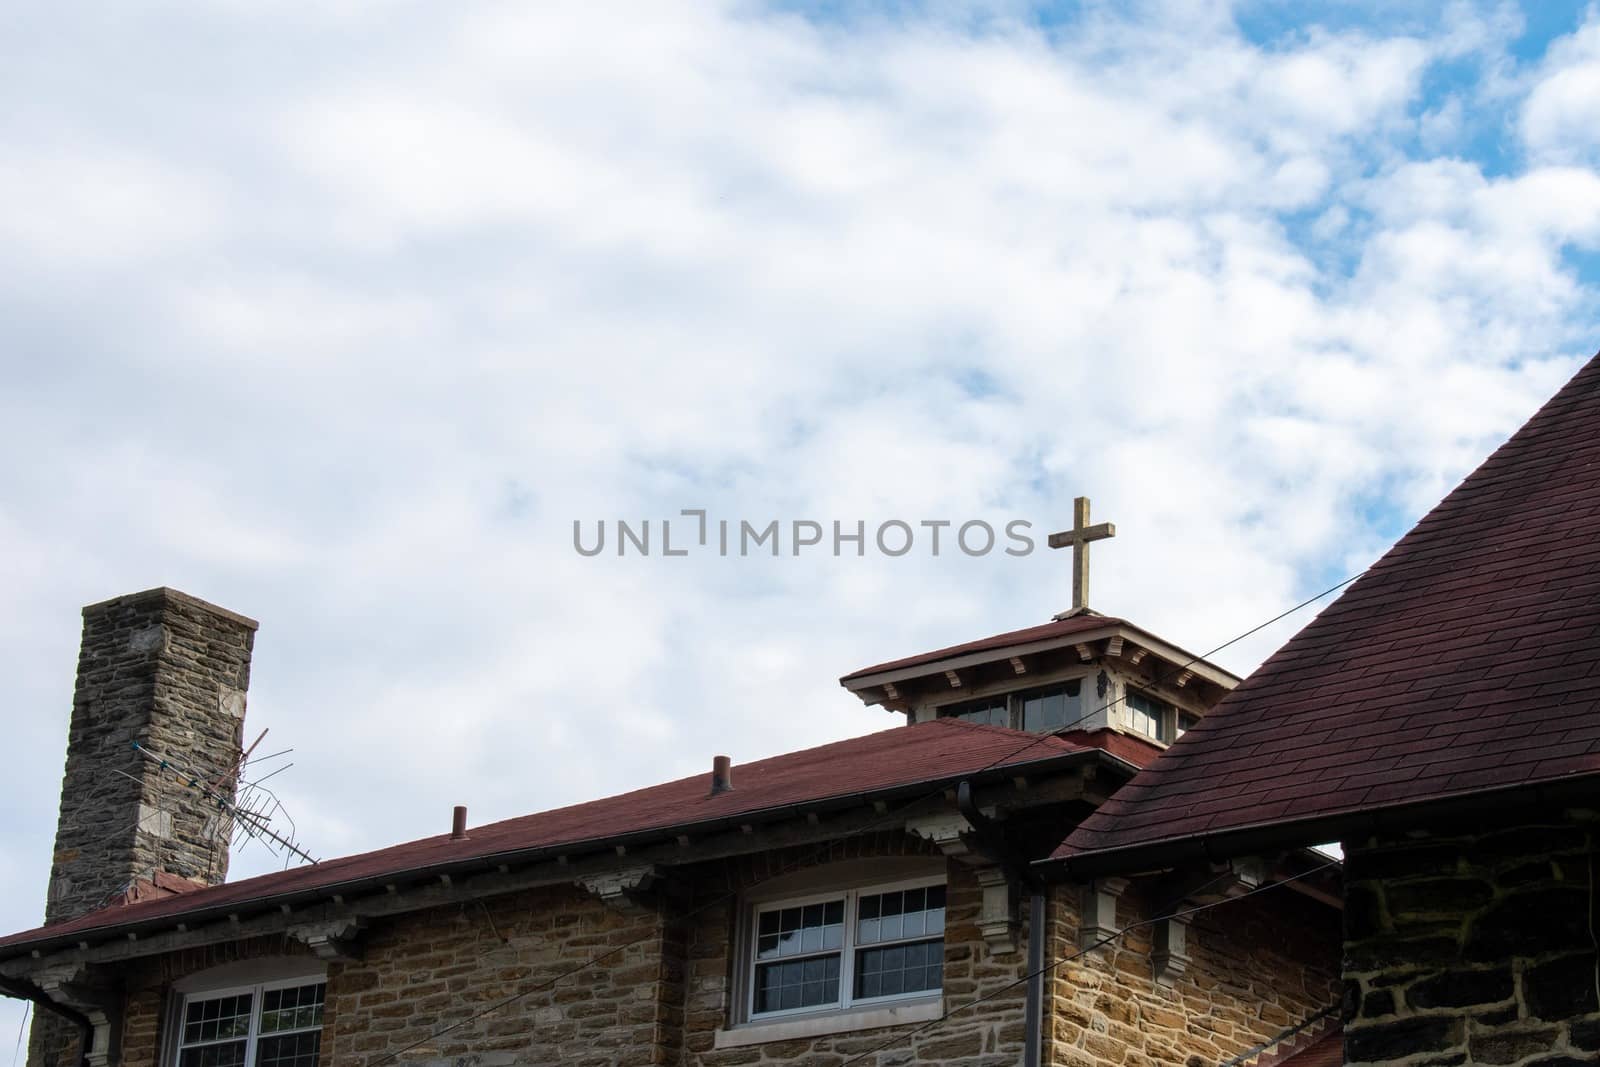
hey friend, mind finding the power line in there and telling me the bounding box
[1218,1004,1340,1067]
[368,575,1359,1065]
[9,1002,28,1067]
[835,859,1342,1067]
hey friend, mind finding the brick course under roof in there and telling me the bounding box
[0,718,1124,958]
[1057,350,1600,869]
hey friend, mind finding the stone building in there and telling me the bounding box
[0,567,1346,1065]
[1058,351,1600,1066]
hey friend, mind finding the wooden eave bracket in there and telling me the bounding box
[288,917,366,963]
[903,812,976,862]
[577,864,661,914]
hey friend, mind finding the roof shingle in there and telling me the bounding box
[2,718,1109,957]
[1056,351,1600,868]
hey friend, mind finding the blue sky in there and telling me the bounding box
[2,0,1600,1048]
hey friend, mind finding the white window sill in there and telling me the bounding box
[713,998,943,1048]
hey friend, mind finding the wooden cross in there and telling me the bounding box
[1048,497,1115,613]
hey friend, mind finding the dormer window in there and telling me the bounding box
[938,680,1083,733]
[1126,692,1171,742]
[944,697,1008,728]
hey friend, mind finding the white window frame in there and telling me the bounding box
[744,874,945,1024]
[1126,691,1172,743]
[172,975,327,1067]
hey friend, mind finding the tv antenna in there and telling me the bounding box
[133,730,318,869]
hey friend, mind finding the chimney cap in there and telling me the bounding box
[451,805,469,840]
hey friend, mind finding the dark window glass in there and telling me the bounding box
[756,899,844,959]
[260,982,325,1034]
[1177,713,1199,738]
[942,698,1008,728]
[178,1044,248,1067]
[1127,692,1169,741]
[854,938,943,1000]
[256,1031,321,1067]
[1022,680,1082,732]
[858,885,945,945]
[182,993,253,1046]
[754,953,841,1013]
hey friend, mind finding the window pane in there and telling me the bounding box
[759,900,844,959]
[183,994,253,1045]
[943,698,1008,727]
[1023,680,1082,732]
[260,983,326,1034]
[178,1043,248,1067]
[859,887,944,946]
[754,954,840,1014]
[256,1031,322,1067]
[855,938,943,1000]
[1127,692,1168,741]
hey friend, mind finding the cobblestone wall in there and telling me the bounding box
[1342,817,1600,1067]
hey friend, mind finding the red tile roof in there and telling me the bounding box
[1057,351,1600,870]
[0,718,1109,958]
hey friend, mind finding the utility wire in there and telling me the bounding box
[1218,1004,1339,1067]
[368,575,1360,1066]
[9,1002,28,1067]
[835,859,1342,1067]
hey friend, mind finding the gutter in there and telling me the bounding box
[1047,772,1600,881]
[0,974,93,1067]
[2,746,1127,964]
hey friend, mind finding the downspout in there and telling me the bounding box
[957,781,1045,1067]
[1024,888,1045,1067]
[0,974,94,1067]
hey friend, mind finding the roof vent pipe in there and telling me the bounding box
[710,755,734,796]
[451,805,468,840]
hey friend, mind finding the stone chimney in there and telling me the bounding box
[42,588,258,924]
[28,589,258,1067]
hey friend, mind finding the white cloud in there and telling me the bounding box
[0,0,1597,1046]
[1523,11,1600,164]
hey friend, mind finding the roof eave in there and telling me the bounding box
[1042,770,1600,880]
[0,745,1126,963]
[841,620,1241,703]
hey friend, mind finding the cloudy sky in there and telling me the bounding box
[3,0,1600,1045]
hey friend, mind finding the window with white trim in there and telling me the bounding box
[174,978,325,1067]
[1126,691,1171,742]
[748,878,945,1020]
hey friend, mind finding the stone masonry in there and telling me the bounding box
[101,831,1338,1067]
[31,588,257,1067]
[1047,879,1342,1067]
[1342,814,1600,1067]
